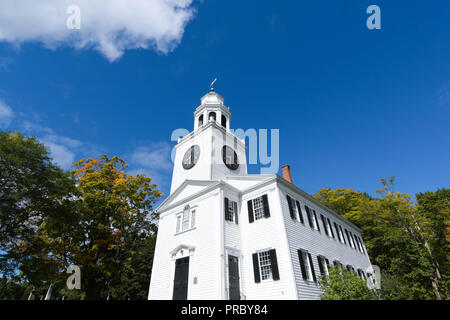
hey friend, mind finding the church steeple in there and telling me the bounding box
[194,89,231,131]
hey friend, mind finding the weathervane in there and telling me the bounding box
[209,77,217,91]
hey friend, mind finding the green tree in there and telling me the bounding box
[319,266,377,300]
[313,178,448,300]
[0,130,77,276]
[18,155,162,299]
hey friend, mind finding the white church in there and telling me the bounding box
[148,88,373,300]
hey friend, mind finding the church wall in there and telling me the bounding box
[148,189,223,300]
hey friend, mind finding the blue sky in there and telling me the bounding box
[0,0,449,200]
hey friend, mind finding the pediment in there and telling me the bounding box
[157,180,218,212]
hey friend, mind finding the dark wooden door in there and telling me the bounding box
[228,255,241,300]
[172,257,189,300]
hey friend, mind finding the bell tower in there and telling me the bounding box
[170,88,247,193]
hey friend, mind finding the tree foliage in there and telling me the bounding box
[319,266,377,300]
[313,178,449,300]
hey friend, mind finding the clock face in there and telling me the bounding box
[182,145,200,170]
[222,145,239,170]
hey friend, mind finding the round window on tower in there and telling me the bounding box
[182,145,200,170]
[222,145,239,170]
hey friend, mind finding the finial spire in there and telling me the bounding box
[209,77,217,92]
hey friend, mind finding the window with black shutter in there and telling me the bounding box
[295,201,304,224]
[249,195,270,222]
[320,214,328,236]
[313,210,320,232]
[305,205,314,228]
[233,201,238,224]
[334,222,341,241]
[358,236,366,253]
[339,225,347,244]
[286,195,295,220]
[317,256,325,276]
[327,218,335,238]
[298,250,308,280]
[224,197,232,222]
[307,253,317,282]
[253,249,278,282]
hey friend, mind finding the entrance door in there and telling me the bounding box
[228,255,241,300]
[173,257,189,300]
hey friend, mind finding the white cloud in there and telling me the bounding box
[0,0,196,61]
[40,139,76,169]
[129,142,173,190]
[131,143,172,170]
[0,99,13,127]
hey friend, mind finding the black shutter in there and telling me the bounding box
[298,250,307,280]
[320,214,327,235]
[317,256,325,276]
[286,195,295,220]
[252,253,260,283]
[305,206,313,228]
[308,253,317,282]
[269,249,280,281]
[224,197,230,221]
[248,200,254,223]
[234,201,238,224]
[296,201,304,223]
[313,210,320,232]
[325,258,330,268]
[328,218,335,238]
[262,194,270,218]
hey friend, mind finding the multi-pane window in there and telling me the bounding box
[252,249,279,283]
[317,256,329,277]
[176,205,196,233]
[225,198,238,224]
[182,207,190,231]
[258,251,273,280]
[305,205,320,231]
[253,196,265,220]
[248,194,270,223]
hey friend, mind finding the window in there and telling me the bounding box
[208,111,216,122]
[182,207,190,231]
[345,229,355,248]
[253,196,265,220]
[247,194,270,223]
[327,218,335,238]
[221,115,227,128]
[305,205,320,231]
[252,249,280,283]
[198,114,203,127]
[357,269,366,280]
[298,250,317,282]
[176,205,196,233]
[317,256,329,277]
[339,225,346,244]
[286,195,302,222]
[357,236,366,253]
[224,197,238,224]
[321,214,333,237]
